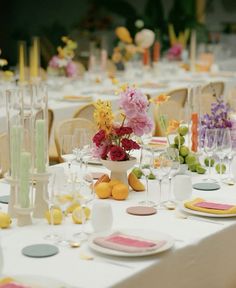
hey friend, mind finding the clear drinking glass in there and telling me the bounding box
[204,128,217,182]
[74,128,91,169]
[139,148,155,206]
[215,128,232,177]
[61,134,77,180]
[224,129,236,184]
[152,151,172,208]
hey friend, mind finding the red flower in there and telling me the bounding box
[109,146,126,161]
[92,130,106,147]
[121,138,140,151]
[101,144,112,160]
[114,126,133,136]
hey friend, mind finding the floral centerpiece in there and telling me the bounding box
[48,36,78,78]
[92,85,153,161]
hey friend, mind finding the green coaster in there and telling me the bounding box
[0,195,9,204]
[22,244,59,258]
[193,183,220,191]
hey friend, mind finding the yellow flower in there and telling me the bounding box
[166,120,181,134]
[115,83,128,95]
[0,58,7,67]
[57,46,65,58]
[94,100,114,134]
[115,27,132,44]
[150,94,170,105]
[3,70,14,81]
[61,36,69,43]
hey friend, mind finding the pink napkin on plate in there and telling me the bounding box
[93,232,166,253]
[195,201,234,210]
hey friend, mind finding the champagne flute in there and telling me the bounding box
[61,134,77,181]
[74,128,90,169]
[139,148,155,207]
[224,129,236,184]
[204,128,217,182]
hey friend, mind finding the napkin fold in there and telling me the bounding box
[184,198,236,215]
[93,232,166,253]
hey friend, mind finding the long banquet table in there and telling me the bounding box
[1,160,236,288]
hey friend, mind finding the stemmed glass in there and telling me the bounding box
[61,134,77,180]
[43,171,60,241]
[152,151,172,208]
[139,148,154,207]
[224,129,236,184]
[164,147,180,207]
[215,128,232,177]
[203,128,217,182]
[74,128,91,169]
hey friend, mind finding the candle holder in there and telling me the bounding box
[14,206,33,226]
[5,176,17,218]
[33,172,50,218]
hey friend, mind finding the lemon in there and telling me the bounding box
[185,154,197,165]
[109,179,122,188]
[0,212,11,228]
[65,201,80,214]
[179,146,189,157]
[72,206,91,224]
[178,126,188,136]
[95,182,112,199]
[57,194,73,204]
[196,165,206,174]
[112,183,129,200]
[45,208,63,225]
[204,157,215,167]
[174,135,185,146]
[215,163,226,174]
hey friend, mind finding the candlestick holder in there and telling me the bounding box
[33,172,50,218]
[5,176,17,218]
[14,206,33,226]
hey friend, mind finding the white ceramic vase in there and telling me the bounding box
[100,157,136,186]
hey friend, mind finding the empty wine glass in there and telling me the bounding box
[74,128,91,169]
[204,128,217,182]
[61,134,77,180]
[215,128,232,177]
[224,129,236,184]
[152,151,172,208]
[139,148,154,207]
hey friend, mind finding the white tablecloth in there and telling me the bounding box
[1,161,236,288]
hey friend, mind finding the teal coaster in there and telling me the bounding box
[22,244,59,258]
[193,183,220,191]
[0,195,9,204]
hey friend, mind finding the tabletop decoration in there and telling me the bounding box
[112,27,143,70]
[47,36,78,78]
[18,41,27,83]
[29,37,40,81]
[92,86,153,186]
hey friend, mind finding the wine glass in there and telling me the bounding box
[215,128,232,177]
[61,134,77,180]
[152,151,172,208]
[203,128,217,182]
[74,128,91,169]
[139,148,155,207]
[164,147,180,208]
[224,129,236,184]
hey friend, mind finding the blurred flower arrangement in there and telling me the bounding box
[112,26,155,69]
[150,94,181,144]
[92,86,153,161]
[0,49,14,81]
[48,36,78,78]
[0,49,8,67]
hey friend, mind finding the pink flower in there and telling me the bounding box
[119,87,148,118]
[65,61,77,77]
[49,55,60,68]
[121,138,140,150]
[167,44,182,61]
[108,146,127,161]
[92,141,110,159]
[127,114,153,136]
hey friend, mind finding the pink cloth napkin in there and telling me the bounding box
[93,232,166,253]
[195,201,234,210]
[0,284,30,288]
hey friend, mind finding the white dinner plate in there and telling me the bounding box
[180,202,236,218]
[88,229,174,257]
[10,275,73,288]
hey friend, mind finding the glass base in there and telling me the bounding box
[73,231,89,242]
[44,233,60,241]
[162,200,177,210]
[138,200,156,207]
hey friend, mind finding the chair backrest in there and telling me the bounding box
[200,81,225,114]
[152,88,188,136]
[0,133,9,177]
[73,103,95,124]
[55,118,95,162]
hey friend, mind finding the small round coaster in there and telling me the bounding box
[22,244,59,258]
[0,195,9,204]
[126,206,157,216]
[193,182,220,191]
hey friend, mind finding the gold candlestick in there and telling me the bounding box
[18,41,26,83]
[30,37,40,80]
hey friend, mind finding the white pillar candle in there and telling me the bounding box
[35,119,46,173]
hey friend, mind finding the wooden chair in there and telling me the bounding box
[0,133,9,177]
[73,103,95,124]
[55,118,95,163]
[200,81,225,114]
[152,88,188,136]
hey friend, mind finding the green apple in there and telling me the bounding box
[180,146,189,157]
[170,143,178,149]
[132,167,143,179]
[178,126,188,136]
[204,157,215,167]
[196,165,206,174]
[148,172,156,180]
[215,163,226,174]
[174,135,185,146]
[185,154,197,165]
[179,155,185,164]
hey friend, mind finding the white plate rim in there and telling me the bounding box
[180,202,236,218]
[88,229,174,257]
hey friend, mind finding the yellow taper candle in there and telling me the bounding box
[18,41,26,83]
[19,152,31,208]
[35,119,46,173]
[190,30,196,72]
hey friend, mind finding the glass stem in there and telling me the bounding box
[208,155,211,177]
[159,179,162,206]
[228,156,232,177]
[168,176,172,202]
[145,176,149,205]
[220,158,223,176]
[49,204,54,233]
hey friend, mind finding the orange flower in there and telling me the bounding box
[115,27,132,44]
[150,94,170,105]
[166,120,181,134]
